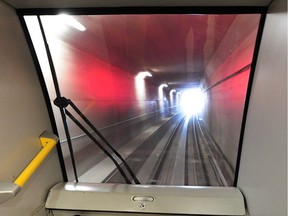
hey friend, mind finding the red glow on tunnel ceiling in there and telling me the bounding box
[52,14,238,88]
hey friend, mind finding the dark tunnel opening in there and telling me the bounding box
[23,12,261,186]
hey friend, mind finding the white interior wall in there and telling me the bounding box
[237,0,287,215]
[0,1,63,216]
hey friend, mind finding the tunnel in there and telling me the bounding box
[24,12,261,187]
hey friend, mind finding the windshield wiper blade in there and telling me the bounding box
[54,96,140,184]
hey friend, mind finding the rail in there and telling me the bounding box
[0,131,58,204]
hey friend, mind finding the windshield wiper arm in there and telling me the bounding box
[54,96,140,184]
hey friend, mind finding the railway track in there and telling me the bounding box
[148,115,230,186]
[88,114,233,186]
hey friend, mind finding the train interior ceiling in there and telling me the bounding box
[0,0,286,216]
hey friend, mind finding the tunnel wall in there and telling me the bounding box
[49,40,160,137]
[0,2,63,216]
[201,14,260,170]
[44,39,171,180]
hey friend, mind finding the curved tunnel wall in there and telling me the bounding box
[50,39,162,136]
[27,13,261,182]
[201,14,260,171]
[45,38,171,179]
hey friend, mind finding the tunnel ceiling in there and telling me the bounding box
[45,14,238,90]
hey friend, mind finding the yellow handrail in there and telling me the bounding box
[13,131,59,188]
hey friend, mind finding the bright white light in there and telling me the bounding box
[158,83,168,102]
[169,89,176,96]
[58,14,86,31]
[65,184,76,191]
[159,83,168,89]
[176,92,182,106]
[135,71,152,101]
[24,16,58,99]
[180,88,205,116]
[137,71,152,79]
[169,89,176,106]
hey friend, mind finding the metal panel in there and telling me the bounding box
[46,182,245,215]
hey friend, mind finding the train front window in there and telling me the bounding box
[23,12,261,186]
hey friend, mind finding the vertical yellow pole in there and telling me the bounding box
[13,131,58,188]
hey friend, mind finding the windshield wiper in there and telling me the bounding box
[54,96,140,184]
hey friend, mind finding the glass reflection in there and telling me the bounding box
[25,13,261,186]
